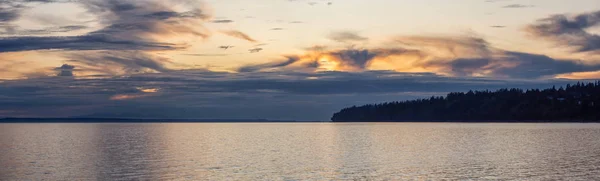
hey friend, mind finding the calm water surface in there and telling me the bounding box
[1,123,600,180]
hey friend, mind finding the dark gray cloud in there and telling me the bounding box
[1,25,87,36]
[238,56,301,72]
[212,19,234,23]
[81,0,210,39]
[25,25,87,34]
[328,31,368,43]
[0,7,19,22]
[55,64,75,76]
[490,25,506,28]
[66,51,170,74]
[330,49,378,69]
[492,52,600,78]
[0,69,586,120]
[221,30,257,42]
[0,35,180,52]
[425,52,600,78]
[526,10,600,53]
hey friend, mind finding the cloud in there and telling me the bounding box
[484,0,510,2]
[238,56,301,72]
[240,35,600,78]
[212,19,234,23]
[55,64,75,76]
[490,25,506,28]
[110,93,154,100]
[0,35,182,52]
[19,25,88,35]
[66,51,171,74]
[0,0,81,34]
[525,10,600,54]
[0,0,210,52]
[0,0,212,78]
[80,0,211,39]
[0,7,19,22]
[183,53,232,57]
[220,30,257,42]
[328,31,368,43]
[502,4,534,8]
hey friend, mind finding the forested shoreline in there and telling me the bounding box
[331,81,600,122]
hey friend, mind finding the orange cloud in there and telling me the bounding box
[138,88,160,93]
[110,94,151,100]
[239,35,600,79]
[556,71,600,79]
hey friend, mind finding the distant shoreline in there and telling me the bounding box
[0,118,323,123]
[329,121,600,123]
[1,118,599,123]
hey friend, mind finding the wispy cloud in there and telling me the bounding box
[328,31,368,43]
[212,19,234,23]
[0,36,183,52]
[110,93,154,101]
[66,51,171,74]
[502,4,534,8]
[220,30,258,42]
[525,10,600,54]
[184,53,232,57]
[484,0,511,3]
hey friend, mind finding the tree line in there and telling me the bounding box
[331,81,600,122]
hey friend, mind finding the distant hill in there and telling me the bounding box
[331,81,600,122]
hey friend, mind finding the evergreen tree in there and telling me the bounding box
[331,81,600,122]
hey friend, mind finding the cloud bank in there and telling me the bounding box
[0,70,583,120]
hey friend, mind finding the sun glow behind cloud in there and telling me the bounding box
[556,71,600,79]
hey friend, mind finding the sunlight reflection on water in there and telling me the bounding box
[1,123,600,180]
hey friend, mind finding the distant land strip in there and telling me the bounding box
[0,118,321,123]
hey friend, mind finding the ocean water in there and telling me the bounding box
[1,123,600,180]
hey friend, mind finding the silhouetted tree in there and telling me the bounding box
[331,81,600,122]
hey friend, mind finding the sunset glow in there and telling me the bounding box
[1,0,600,120]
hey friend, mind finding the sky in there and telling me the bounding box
[1,0,600,120]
